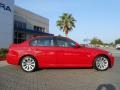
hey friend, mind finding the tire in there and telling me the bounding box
[94,56,109,71]
[20,56,37,72]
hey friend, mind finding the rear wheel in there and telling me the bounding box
[94,56,109,71]
[20,56,37,72]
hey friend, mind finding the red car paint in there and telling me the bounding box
[7,36,114,68]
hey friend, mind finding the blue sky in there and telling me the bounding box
[15,0,120,43]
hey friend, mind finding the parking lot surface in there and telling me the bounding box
[0,49,120,90]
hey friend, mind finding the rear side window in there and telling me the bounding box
[30,38,53,46]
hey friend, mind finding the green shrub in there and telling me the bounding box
[0,48,8,58]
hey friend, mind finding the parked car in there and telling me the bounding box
[116,44,120,49]
[7,36,114,72]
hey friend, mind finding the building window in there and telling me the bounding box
[14,32,26,44]
[14,21,26,29]
[34,26,45,32]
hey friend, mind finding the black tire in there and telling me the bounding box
[20,56,37,72]
[94,56,109,71]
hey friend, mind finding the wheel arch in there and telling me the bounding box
[18,54,38,65]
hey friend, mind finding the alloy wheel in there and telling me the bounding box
[21,56,36,72]
[95,56,109,71]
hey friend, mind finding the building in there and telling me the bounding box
[0,0,53,48]
[14,6,53,44]
[0,0,14,48]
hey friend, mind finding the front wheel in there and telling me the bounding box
[20,56,37,72]
[94,56,109,71]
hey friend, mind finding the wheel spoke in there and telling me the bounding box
[27,65,30,71]
[30,65,34,70]
[24,65,28,69]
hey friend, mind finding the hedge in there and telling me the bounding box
[0,48,8,59]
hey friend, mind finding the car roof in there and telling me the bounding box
[31,36,68,39]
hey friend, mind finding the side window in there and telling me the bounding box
[56,39,67,47]
[55,38,76,47]
[31,39,38,46]
[30,38,53,46]
[67,40,76,47]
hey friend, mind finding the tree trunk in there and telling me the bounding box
[65,29,68,37]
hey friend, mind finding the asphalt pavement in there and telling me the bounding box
[0,48,120,90]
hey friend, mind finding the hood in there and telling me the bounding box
[82,47,109,54]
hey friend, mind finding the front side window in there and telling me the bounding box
[56,39,67,47]
[67,40,76,47]
[30,38,53,46]
[55,38,76,47]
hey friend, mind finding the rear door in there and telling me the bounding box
[30,37,57,67]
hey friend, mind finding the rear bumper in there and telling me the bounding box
[6,53,19,65]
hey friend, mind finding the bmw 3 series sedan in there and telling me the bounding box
[7,36,114,72]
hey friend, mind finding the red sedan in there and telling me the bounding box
[7,36,114,72]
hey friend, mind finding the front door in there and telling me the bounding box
[54,37,87,67]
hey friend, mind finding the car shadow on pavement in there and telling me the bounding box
[96,84,116,90]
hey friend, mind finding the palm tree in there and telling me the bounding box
[56,13,76,37]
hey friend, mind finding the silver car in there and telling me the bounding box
[116,44,120,49]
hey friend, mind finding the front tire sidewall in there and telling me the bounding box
[20,56,37,72]
[94,56,109,71]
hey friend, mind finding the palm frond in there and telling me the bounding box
[56,13,76,36]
